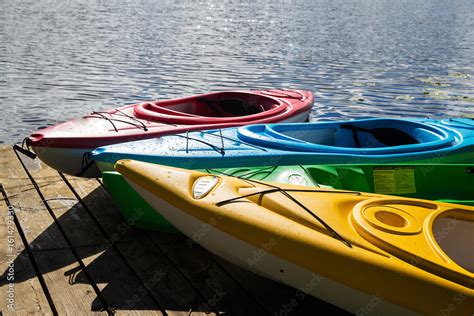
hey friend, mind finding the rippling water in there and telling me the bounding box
[1,0,473,144]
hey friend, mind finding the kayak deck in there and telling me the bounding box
[0,145,346,315]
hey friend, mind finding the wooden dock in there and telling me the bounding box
[0,145,346,315]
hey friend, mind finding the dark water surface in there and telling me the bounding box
[1,0,473,144]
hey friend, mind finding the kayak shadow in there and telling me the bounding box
[0,187,214,313]
[0,184,348,314]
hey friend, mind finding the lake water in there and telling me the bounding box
[1,0,473,144]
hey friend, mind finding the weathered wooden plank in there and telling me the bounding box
[0,197,52,315]
[0,148,67,250]
[33,249,107,314]
[65,175,217,315]
[76,248,164,315]
[0,147,111,314]
[13,151,165,315]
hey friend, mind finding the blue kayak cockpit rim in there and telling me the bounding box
[237,118,460,155]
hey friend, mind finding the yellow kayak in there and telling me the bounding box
[116,159,474,315]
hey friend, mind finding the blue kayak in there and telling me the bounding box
[91,118,474,172]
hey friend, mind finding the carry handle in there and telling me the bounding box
[13,143,37,159]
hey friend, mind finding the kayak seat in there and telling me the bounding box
[340,124,419,148]
[142,103,201,117]
[196,98,263,117]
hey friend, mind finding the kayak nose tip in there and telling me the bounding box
[114,159,134,173]
[91,147,106,155]
[28,133,44,144]
[116,159,132,165]
[302,90,314,100]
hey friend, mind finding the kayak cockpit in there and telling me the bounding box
[237,119,460,155]
[133,91,286,124]
[433,212,474,273]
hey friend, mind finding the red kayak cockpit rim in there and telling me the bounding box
[133,91,294,124]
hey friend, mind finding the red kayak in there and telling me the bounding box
[25,89,313,177]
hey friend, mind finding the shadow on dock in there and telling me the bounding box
[0,146,346,315]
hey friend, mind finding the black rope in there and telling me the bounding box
[185,130,189,154]
[212,171,355,248]
[84,109,151,132]
[215,188,280,206]
[219,129,225,155]
[114,109,148,131]
[279,189,352,248]
[176,134,226,156]
[200,130,267,152]
[85,111,118,132]
[216,186,354,248]
[207,166,278,181]
[177,128,240,156]
[238,165,279,180]
[94,113,148,131]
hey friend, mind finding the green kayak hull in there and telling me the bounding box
[103,164,474,231]
[103,171,180,233]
